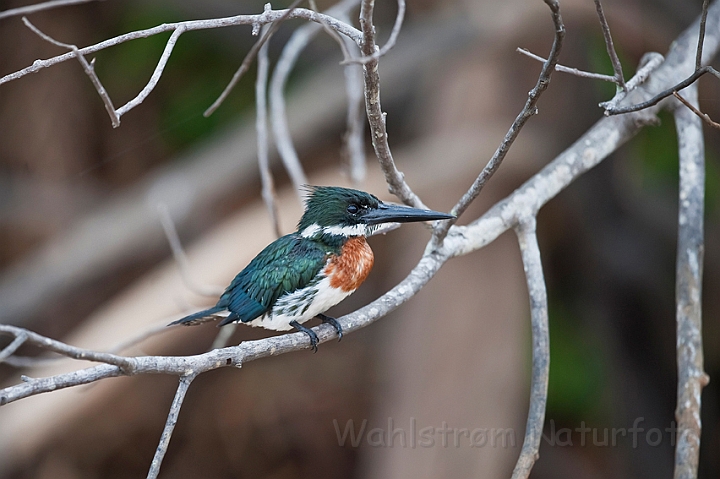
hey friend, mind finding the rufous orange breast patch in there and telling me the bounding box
[325,237,374,292]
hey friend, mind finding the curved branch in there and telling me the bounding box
[511,217,550,479]
[0,246,452,406]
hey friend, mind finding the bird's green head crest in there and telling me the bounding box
[298,186,380,235]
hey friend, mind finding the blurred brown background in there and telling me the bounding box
[0,0,718,478]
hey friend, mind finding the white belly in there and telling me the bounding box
[249,276,354,331]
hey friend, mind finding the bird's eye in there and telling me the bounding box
[347,204,359,214]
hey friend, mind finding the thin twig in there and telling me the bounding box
[517,47,616,83]
[672,84,709,479]
[147,374,197,479]
[116,27,184,119]
[157,204,224,298]
[697,0,710,70]
[255,23,282,238]
[0,332,27,363]
[604,65,720,115]
[511,217,550,479]
[599,52,664,111]
[342,0,405,65]
[593,0,626,90]
[673,91,720,130]
[432,0,564,245]
[359,0,427,209]
[204,0,304,117]
[22,17,120,127]
[0,0,97,21]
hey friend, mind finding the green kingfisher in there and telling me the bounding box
[171,186,453,351]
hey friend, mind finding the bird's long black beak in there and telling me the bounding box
[363,202,455,225]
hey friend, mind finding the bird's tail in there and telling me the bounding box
[169,306,226,326]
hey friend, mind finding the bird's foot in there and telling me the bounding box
[318,314,343,341]
[290,320,319,353]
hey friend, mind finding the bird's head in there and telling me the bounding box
[297,186,454,239]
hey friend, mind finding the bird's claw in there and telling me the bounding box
[318,314,343,341]
[290,320,319,353]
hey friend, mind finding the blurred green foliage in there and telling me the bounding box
[545,301,606,423]
[630,111,720,215]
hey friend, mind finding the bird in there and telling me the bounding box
[170,186,454,351]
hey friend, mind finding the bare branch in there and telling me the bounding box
[116,26,184,119]
[0,246,453,407]
[0,8,364,118]
[697,0,710,70]
[673,91,720,130]
[147,374,197,479]
[343,0,405,65]
[0,0,97,21]
[672,84,710,479]
[0,324,133,371]
[517,47,616,83]
[511,217,550,479]
[255,24,282,238]
[359,0,427,209]
[593,0,626,90]
[0,332,27,363]
[599,52,664,111]
[1,363,122,405]
[604,65,720,115]
[433,0,564,245]
[22,17,120,127]
[205,0,304,117]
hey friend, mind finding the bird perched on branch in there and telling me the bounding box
[171,186,453,351]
